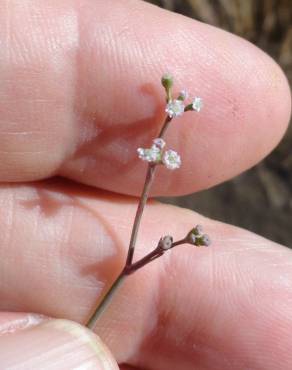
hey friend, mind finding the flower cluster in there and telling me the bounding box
[137,138,181,170]
[165,96,203,118]
[86,73,211,330]
[186,225,211,247]
[137,74,203,171]
[165,77,203,118]
[165,99,185,118]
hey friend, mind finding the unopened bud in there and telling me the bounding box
[177,90,188,101]
[186,225,203,243]
[200,234,211,246]
[159,235,173,251]
[192,225,203,236]
[161,73,173,90]
[186,225,211,247]
[186,231,197,245]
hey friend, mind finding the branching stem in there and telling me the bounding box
[126,115,172,266]
[86,115,174,329]
[125,164,155,266]
[86,237,187,329]
[85,75,208,330]
[86,271,126,330]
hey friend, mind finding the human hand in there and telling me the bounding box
[0,1,291,369]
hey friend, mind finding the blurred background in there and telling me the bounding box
[146,0,292,246]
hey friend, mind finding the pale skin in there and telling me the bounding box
[0,0,291,369]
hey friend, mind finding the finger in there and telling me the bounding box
[0,180,292,369]
[0,313,118,370]
[0,0,290,196]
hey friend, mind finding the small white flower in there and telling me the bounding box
[165,99,185,118]
[153,138,166,149]
[137,138,181,169]
[137,145,162,163]
[162,150,181,170]
[192,97,203,112]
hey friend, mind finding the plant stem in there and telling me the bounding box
[86,249,160,329]
[86,271,126,330]
[158,116,171,137]
[127,247,163,272]
[126,164,155,266]
[85,236,187,329]
[126,115,172,266]
[171,238,186,248]
[86,115,173,329]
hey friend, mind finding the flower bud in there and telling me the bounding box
[161,73,173,90]
[177,90,188,101]
[195,234,211,247]
[186,232,197,245]
[192,225,203,236]
[201,234,211,246]
[159,235,173,251]
[186,226,211,247]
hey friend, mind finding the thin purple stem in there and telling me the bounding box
[125,115,172,266]
[125,164,155,266]
[86,114,173,329]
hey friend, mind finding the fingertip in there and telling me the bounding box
[168,34,292,195]
[68,1,292,195]
[0,318,119,370]
[0,0,290,197]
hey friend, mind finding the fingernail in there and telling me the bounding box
[0,313,46,334]
[0,319,118,369]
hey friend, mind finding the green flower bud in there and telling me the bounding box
[186,226,211,247]
[196,234,211,247]
[161,73,173,90]
[191,225,203,236]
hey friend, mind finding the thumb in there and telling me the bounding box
[0,313,118,370]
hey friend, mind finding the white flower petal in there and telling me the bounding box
[165,99,185,118]
[192,97,203,112]
[162,150,181,170]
